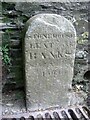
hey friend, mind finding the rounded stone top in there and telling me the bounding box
[24,13,76,38]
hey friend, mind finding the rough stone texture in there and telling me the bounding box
[24,14,77,111]
[3,0,90,2]
[2,2,90,114]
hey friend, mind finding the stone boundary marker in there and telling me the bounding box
[24,14,77,111]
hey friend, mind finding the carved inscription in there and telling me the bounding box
[41,68,61,77]
[29,42,53,49]
[26,33,74,39]
[27,33,74,61]
[29,51,62,59]
[27,40,72,61]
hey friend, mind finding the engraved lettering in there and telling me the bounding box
[34,53,37,59]
[50,43,53,48]
[30,53,37,59]
[29,42,54,49]
[41,53,46,59]
[42,34,48,38]
[53,34,57,38]
[29,51,62,60]
[42,72,45,77]
[50,52,56,58]
[41,69,61,77]
[44,43,48,48]
[30,43,33,48]
[30,53,32,59]
[34,34,40,39]
[36,43,41,48]
[27,33,74,39]
[57,51,63,57]
[29,43,41,49]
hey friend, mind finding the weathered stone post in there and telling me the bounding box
[24,14,77,111]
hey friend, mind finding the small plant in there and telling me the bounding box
[1,44,11,66]
[77,32,89,44]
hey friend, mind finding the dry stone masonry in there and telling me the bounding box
[24,14,77,111]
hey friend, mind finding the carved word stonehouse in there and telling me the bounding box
[24,14,77,111]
